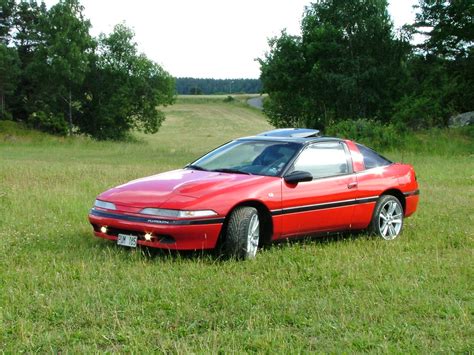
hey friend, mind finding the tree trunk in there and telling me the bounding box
[68,88,72,135]
[0,92,4,120]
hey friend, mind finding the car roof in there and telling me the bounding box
[237,128,346,144]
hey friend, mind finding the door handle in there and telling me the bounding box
[347,182,358,189]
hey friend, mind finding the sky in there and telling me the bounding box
[44,0,419,79]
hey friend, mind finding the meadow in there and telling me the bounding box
[0,97,472,352]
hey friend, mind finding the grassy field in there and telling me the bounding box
[0,98,472,352]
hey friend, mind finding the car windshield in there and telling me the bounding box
[188,140,302,177]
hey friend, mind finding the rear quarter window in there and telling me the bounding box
[356,144,392,170]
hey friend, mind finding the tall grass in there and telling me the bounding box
[327,118,473,155]
[0,104,472,352]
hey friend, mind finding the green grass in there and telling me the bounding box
[0,103,473,352]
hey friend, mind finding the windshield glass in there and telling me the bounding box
[189,140,301,177]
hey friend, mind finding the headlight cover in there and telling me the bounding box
[94,199,116,210]
[140,208,217,218]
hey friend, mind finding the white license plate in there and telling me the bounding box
[117,234,138,248]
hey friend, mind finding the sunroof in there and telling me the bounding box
[257,128,320,138]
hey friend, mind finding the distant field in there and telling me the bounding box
[142,97,271,156]
[177,93,263,100]
[0,102,472,352]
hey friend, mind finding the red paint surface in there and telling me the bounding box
[88,140,419,250]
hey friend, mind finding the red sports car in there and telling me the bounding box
[89,129,419,259]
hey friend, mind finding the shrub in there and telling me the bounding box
[326,119,402,150]
[392,95,449,129]
[27,111,68,136]
[0,111,13,121]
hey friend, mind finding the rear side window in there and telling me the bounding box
[356,144,392,170]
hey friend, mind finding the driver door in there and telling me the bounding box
[280,141,358,237]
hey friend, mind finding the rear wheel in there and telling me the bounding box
[370,195,404,240]
[223,206,260,259]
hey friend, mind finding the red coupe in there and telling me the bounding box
[89,129,419,259]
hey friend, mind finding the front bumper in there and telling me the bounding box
[88,208,224,250]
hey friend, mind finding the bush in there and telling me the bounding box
[27,111,68,136]
[326,119,402,150]
[223,95,235,103]
[0,111,13,121]
[392,95,450,129]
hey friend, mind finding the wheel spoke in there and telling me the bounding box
[251,220,259,235]
[391,219,402,225]
[387,202,396,216]
[380,211,388,221]
[388,224,396,236]
[382,224,389,237]
[246,214,260,258]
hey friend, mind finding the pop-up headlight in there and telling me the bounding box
[139,208,217,218]
[94,200,116,210]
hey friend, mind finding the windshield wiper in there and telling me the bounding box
[185,164,208,171]
[211,168,251,175]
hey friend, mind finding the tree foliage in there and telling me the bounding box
[414,0,473,59]
[0,0,15,44]
[1,0,174,140]
[41,0,93,134]
[260,0,473,131]
[79,24,174,140]
[394,0,474,127]
[175,78,262,95]
[260,0,410,130]
[0,43,19,119]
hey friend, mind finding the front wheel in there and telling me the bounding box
[223,206,260,259]
[370,195,404,240]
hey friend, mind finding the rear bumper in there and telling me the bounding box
[405,193,419,218]
[88,209,223,250]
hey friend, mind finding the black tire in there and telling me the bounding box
[222,206,260,259]
[369,195,404,240]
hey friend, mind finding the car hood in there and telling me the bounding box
[98,169,272,209]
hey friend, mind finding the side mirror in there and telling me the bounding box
[284,170,313,184]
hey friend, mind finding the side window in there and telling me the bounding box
[356,144,392,170]
[293,142,349,179]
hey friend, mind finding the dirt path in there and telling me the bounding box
[247,96,264,110]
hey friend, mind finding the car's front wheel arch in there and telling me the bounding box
[216,200,273,251]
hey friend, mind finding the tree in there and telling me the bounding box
[0,0,18,117]
[34,0,93,134]
[260,32,308,127]
[0,43,19,119]
[174,78,262,95]
[414,0,473,59]
[10,0,46,122]
[395,0,474,126]
[0,0,16,44]
[79,24,174,140]
[260,0,410,130]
